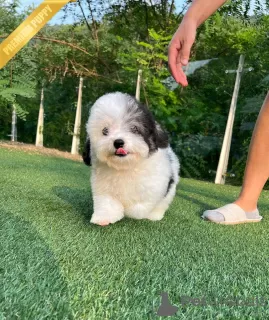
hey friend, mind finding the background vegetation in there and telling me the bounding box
[0,0,269,185]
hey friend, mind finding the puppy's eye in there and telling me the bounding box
[131,126,139,134]
[102,127,109,136]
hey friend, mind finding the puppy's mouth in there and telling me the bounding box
[115,148,128,157]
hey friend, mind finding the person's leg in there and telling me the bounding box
[203,91,269,223]
[234,92,269,212]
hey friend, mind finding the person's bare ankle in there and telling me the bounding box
[233,199,257,213]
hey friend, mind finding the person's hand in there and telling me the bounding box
[168,18,197,87]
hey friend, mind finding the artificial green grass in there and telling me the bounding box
[1,147,269,320]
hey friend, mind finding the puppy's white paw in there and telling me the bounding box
[91,195,124,226]
[90,211,124,226]
[147,208,166,221]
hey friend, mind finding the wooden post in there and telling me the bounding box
[35,87,44,147]
[71,77,83,155]
[11,105,17,142]
[215,55,245,184]
[135,69,143,101]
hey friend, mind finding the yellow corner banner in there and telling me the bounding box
[0,0,76,69]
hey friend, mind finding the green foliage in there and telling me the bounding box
[0,65,36,120]
[118,28,182,131]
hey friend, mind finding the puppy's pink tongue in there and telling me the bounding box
[116,148,127,155]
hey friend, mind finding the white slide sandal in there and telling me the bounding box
[202,203,263,225]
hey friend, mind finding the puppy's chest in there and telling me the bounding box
[95,167,155,203]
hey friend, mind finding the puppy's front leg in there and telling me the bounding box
[91,195,124,226]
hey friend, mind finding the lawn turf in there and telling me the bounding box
[1,147,269,320]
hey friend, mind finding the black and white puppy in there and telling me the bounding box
[83,92,179,226]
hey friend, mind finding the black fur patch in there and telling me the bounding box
[166,177,174,196]
[127,97,169,154]
[82,139,91,166]
[155,123,169,149]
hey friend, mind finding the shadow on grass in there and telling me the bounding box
[179,194,210,217]
[178,183,236,205]
[179,182,269,216]
[0,210,73,319]
[53,186,93,222]
[176,183,237,218]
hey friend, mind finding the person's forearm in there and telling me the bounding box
[183,0,227,27]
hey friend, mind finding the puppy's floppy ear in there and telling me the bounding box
[82,138,92,166]
[155,122,169,149]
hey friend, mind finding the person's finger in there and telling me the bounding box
[168,45,180,82]
[180,39,193,66]
[177,63,188,87]
[168,44,188,86]
[176,53,181,64]
[176,55,188,86]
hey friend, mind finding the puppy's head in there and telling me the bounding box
[86,92,168,170]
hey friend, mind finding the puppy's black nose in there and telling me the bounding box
[114,139,124,149]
